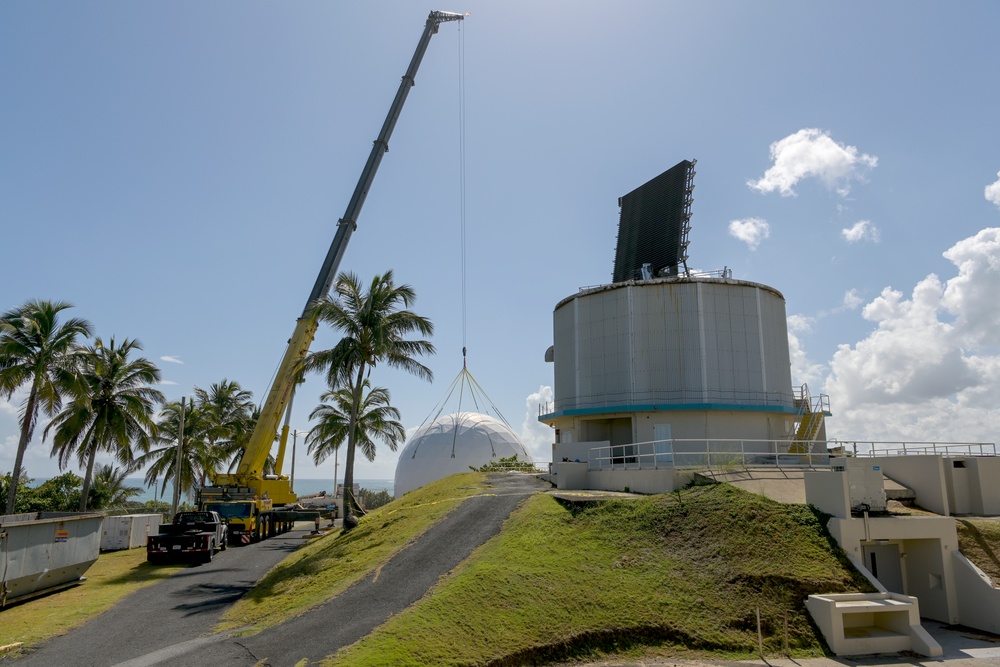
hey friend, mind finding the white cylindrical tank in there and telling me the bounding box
[551,277,793,414]
[394,412,531,497]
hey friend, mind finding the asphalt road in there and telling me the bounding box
[191,474,548,666]
[7,474,548,666]
[5,524,311,667]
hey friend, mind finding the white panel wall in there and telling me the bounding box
[551,278,793,413]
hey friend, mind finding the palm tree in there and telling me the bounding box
[194,379,255,468]
[46,337,163,510]
[222,405,275,474]
[89,463,142,509]
[303,270,434,526]
[0,300,93,514]
[306,379,406,467]
[137,400,216,500]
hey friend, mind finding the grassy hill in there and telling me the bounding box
[325,483,872,666]
[224,475,873,665]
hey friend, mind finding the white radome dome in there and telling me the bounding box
[394,411,531,497]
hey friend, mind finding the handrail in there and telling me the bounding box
[587,438,835,472]
[832,440,997,457]
[584,437,997,473]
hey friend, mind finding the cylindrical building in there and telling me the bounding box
[541,276,802,459]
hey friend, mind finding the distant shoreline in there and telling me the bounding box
[29,477,395,503]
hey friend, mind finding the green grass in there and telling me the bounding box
[217,472,490,635]
[956,518,1000,584]
[324,484,873,666]
[0,548,184,655]
[0,478,895,665]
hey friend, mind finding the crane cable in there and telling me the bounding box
[451,20,468,459]
[459,19,468,369]
[409,366,513,460]
[409,25,515,459]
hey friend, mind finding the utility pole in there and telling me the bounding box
[291,429,298,493]
[170,396,185,518]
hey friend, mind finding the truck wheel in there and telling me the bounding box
[221,536,228,551]
[203,541,215,563]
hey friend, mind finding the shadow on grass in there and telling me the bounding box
[481,623,760,667]
[958,519,1000,574]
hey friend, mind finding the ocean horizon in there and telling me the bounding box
[30,477,394,503]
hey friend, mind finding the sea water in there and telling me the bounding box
[30,477,394,503]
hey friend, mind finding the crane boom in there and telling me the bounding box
[211,10,466,503]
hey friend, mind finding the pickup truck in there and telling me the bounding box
[147,511,228,564]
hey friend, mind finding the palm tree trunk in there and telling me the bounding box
[342,364,366,527]
[5,382,40,515]
[79,441,98,511]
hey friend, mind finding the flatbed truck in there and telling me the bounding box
[147,511,228,564]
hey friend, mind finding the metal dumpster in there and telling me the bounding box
[0,511,104,606]
[101,514,162,551]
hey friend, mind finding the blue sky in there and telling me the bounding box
[3,1,1000,488]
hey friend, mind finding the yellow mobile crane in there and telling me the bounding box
[198,10,466,544]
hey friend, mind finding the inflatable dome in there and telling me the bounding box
[394,411,531,497]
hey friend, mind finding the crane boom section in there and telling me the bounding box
[216,11,465,497]
[212,316,316,498]
[305,10,466,314]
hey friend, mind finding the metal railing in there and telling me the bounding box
[583,438,999,473]
[474,462,548,474]
[587,438,834,472]
[792,383,830,414]
[834,441,997,458]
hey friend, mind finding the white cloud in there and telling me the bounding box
[1,432,18,462]
[158,380,179,386]
[841,289,863,311]
[985,171,1000,208]
[0,399,17,420]
[728,217,770,250]
[940,227,1000,348]
[823,227,1000,444]
[787,314,814,334]
[748,128,877,197]
[788,326,825,391]
[0,395,65,477]
[160,356,184,365]
[841,220,880,244]
[1,398,23,464]
[519,385,554,463]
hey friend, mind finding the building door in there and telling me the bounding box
[863,543,904,593]
[653,424,672,466]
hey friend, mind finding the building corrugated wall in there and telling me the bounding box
[551,277,792,414]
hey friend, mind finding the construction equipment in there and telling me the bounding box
[147,511,228,564]
[201,11,466,527]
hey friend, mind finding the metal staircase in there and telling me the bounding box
[789,384,829,454]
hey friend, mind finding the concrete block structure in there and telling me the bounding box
[872,454,1000,516]
[805,592,941,657]
[804,466,1000,637]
